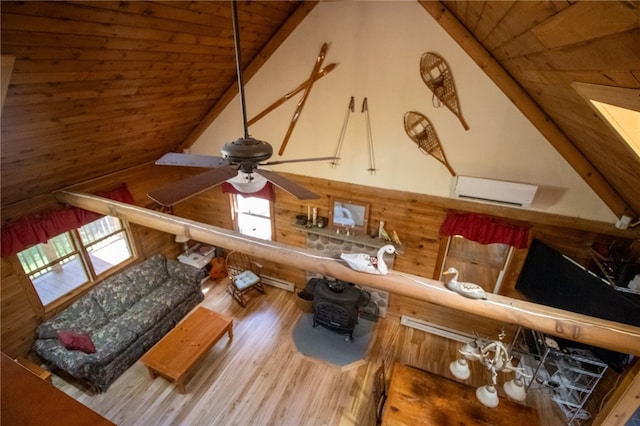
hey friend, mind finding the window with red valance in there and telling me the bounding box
[1,184,135,257]
[439,212,530,249]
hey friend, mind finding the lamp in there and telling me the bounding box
[448,330,528,408]
[227,171,267,193]
[175,234,189,252]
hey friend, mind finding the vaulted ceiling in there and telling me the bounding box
[1,1,639,223]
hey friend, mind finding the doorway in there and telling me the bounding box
[439,235,514,294]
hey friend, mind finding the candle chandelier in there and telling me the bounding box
[449,330,528,408]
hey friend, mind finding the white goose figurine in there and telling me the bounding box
[442,267,487,299]
[340,244,396,275]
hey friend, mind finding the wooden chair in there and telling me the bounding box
[225,251,265,308]
[373,360,387,425]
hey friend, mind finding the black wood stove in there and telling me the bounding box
[309,278,367,341]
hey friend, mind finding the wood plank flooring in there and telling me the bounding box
[50,278,568,426]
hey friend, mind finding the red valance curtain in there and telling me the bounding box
[439,212,530,249]
[221,181,274,201]
[1,184,135,257]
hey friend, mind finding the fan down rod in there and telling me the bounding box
[231,1,249,140]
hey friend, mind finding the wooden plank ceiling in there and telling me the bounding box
[1,1,639,222]
[0,0,304,210]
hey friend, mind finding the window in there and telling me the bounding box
[231,194,273,240]
[17,216,134,307]
[440,236,513,294]
[572,82,640,160]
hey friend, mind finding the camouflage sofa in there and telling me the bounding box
[34,254,205,392]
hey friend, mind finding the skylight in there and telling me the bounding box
[572,82,640,160]
[590,100,640,156]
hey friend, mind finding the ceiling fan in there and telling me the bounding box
[148,1,335,207]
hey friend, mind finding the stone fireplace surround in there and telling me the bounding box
[297,225,391,318]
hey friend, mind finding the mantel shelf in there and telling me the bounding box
[293,224,395,251]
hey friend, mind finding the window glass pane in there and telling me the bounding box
[87,231,132,275]
[30,254,88,306]
[238,214,272,240]
[79,216,123,245]
[234,195,271,240]
[17,233,75,276]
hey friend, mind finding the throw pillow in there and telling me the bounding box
[57,331,97,354]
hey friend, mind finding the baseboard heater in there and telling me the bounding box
[261,275,295,292]
[400,315,474,343]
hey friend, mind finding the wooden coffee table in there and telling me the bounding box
[140,307,233,393]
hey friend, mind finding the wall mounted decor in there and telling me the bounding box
[404,111,456,176]
[248,63,337,126]
[279,43,329,156]
[420,52,469,130]
[331,96,355,168]
[361,98,376,175]
[329,197,369,232]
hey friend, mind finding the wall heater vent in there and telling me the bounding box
[400,315,474,343]
[453,175,538,207]
[261,275,295,292]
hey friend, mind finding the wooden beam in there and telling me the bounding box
[55,190,640,356]
[419,1,636,219]
[177,2,318,151]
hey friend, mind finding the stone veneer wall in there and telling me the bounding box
[304,228,392,318]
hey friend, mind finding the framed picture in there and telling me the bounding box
[328,197,369,231]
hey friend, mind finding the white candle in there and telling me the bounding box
[312,207,317,225]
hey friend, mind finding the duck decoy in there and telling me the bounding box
[441,267,487,299]
[340,244,396,275]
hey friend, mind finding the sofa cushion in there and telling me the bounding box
[58,331,96,354]
[88,323,138,364]
[89,273,140,320]
[149,279,199,310]
[115,297,171,335]
[124,254,169,297]
[166,259,205,285]
[37,295,109,339]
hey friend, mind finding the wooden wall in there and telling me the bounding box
[182,171,636,291]
[1,166,637,360]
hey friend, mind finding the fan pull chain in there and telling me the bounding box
[362,97,376,175]
[331,96,355,168]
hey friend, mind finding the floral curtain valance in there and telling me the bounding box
[439,212,530,249]
[1,184,135,257]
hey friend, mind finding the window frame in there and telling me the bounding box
[15,216,138,313]
[229,193,274,241]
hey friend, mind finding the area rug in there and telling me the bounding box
[292,313,375,367]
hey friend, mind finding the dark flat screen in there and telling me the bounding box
[516,239,639,372]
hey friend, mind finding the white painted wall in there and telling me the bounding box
[191,1,617,223]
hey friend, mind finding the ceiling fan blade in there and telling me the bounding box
[255,169,320,200]
[261,156,338,166]
[148,166,238,207]
[156,152,229,168]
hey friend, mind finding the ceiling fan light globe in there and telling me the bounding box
[228,171,267,193]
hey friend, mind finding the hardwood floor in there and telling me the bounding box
[51,278,567,426]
